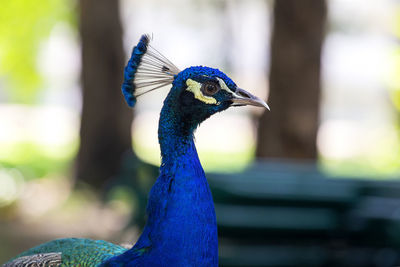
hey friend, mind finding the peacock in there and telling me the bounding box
[3,34,269,267]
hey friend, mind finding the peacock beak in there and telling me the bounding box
[231,87,270,110]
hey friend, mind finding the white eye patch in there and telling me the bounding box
[216,77,232,93]
[186,79,217,105]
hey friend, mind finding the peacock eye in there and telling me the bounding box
[201,82,220,96]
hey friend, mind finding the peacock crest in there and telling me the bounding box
[122,34,180,107]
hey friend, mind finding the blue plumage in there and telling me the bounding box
[174,66,237,90]
[3,34,268,267]
[121,35,150,107]
[103,139,218,266]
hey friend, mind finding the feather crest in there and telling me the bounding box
[122,34,180,107]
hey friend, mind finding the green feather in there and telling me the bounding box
[5,238,127,266]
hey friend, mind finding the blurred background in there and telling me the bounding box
[1,0,400,266]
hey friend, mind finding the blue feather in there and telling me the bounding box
[121,34,179,107]
[121,34,150,107]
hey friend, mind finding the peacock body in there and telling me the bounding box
[3,34,269,267]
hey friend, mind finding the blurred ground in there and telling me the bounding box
[0,177,138,262]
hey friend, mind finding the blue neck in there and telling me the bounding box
[105,94,218,266]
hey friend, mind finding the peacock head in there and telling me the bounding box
[122,34,269,127]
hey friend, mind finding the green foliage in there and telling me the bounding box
[389,48,400,111]
[0,0,75,103]
[0,142,77,180]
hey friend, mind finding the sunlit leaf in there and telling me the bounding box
[0,0,75,103]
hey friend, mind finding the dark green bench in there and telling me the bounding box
[208,161,400,267]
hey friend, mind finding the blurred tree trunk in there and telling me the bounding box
[76,0,133,189]
[256,0,327,159]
